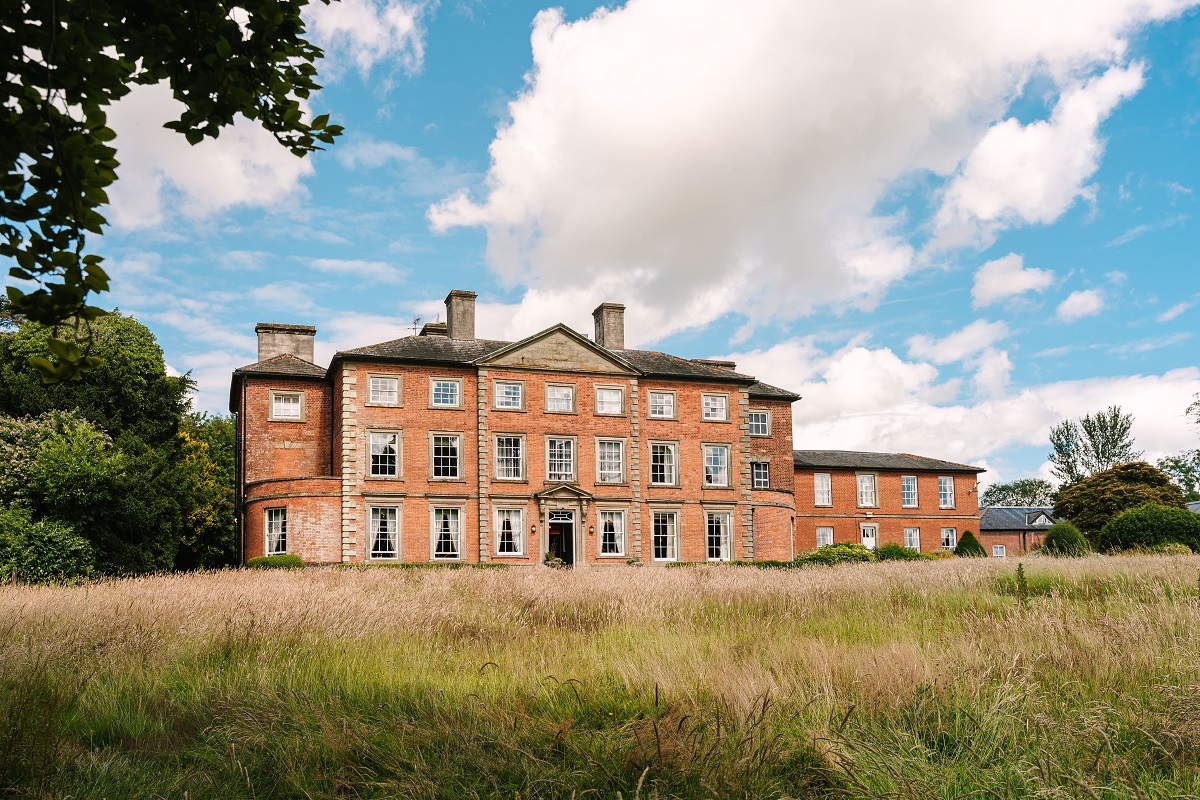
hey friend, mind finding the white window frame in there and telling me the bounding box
[903,526,921,551]
[596,438,626,484]
[651,510,680,562]
[268,390,304,422]
[429,377,463,409]
[703,444,731,487]
[545,383,576,414]
[649,441,678,487]
[493,434,525,481]
[748,409,770,436]
[368,505,400,560]
[265,507,287,554]
[992,544,1007,559]
[751,461,770,490]
[901,475,918,508]
[938,476,956,509]
[430,432,463,480]
[598,509,626,557]
[546,436,577,482]
[941,527,957,550]
[706,510,732,561]
[647,390,677,420]
[431,505,464,561]
[813,473,833,507]
[367,430,401,478]
[494,506,525,557]
[856,473,878,508]
[701,393,729,422]
[366,374,401,407]
[493,379,525,410]
[594,386,625,416]
[815,526,834,548]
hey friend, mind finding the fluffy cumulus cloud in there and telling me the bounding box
[1057,288,1107,321]
[907,319,1010,365]
[971,253,1056,307]
[430,0,1195,341]
[305,0,431,80]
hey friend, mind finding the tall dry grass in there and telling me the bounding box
[2,556,1199,798]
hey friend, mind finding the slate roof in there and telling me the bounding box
[232,353,326,379]
[1188,500,1200,514]
[746,381,802,401]
[792,450,985,473]
[980,507,1056,531]
[608,348,757,381]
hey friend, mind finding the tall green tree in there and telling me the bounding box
[1048,405,1143,487]
[1053,462,1186,539]
[980,478,1056,507]
[1156,451,1200,502]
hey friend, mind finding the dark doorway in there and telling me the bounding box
[547,510,575,566]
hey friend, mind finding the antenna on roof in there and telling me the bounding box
[408,316,422,335]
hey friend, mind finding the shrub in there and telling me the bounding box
[796,542,875,566]
[1154,542,1193,556]
[875,543,922,561]
[0,506,93,583]
[1041,521,1090,557]
[246,554,304,570]
[1054,462,1186,539]
[1095,503,1200,554]
[953,530,986,558]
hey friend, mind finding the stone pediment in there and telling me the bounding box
[534,483,594,501]
[478,324,638,375]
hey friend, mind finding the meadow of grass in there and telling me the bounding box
[2,556,1199,799]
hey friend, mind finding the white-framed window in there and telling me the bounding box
[430,378,462,408]
[368,431,400,478]
[545,383,575,413]
[992,544,1007,559]
[431,433,462,479]
[594,386,624,415]
[265,507,287,554]
[494,380,524,410]
[703,444,730,487]
[815,526,834,548]
[547,437,575,482]
[748,410,770,436]
[494,435,524,480]
[940,527,957,550]
[652,510,679,561]
[596,439,625,483]
[369,506,399,559]
[901,475,918,508]
[751,462,770,489]
[856,473,878,507]
[701,393,729,421]
[269,390,303,421]
[495,507,524,556]
[706,511,731,561]
[647,391,676,419]
[367,375,400,406]
[599,510,625,556]
[649,442,678,486]
[814,473,833,506]
[432,507,462,560]
[938,476,955,508]
[904,527,921,551]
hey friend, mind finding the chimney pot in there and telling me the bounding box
[254,323,316,363]
[592,302,625,350]
[445,290,476,340]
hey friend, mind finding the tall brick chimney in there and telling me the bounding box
[592,302,625,350]
[445,290,476,340]
[255,323,316,363]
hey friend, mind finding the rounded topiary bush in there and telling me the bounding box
[953,530,986,558]
[1095,503,1200,554]
[1041,520,1090,557]
[246,554,305,570]
[875,543,922,561]
[1154,542,1193,556]
[796,542,875,566]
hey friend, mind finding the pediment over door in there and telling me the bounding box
[479,325,638,375]
[534,483,595,502]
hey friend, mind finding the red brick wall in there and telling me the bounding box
[978,530,1044,557]
[244,478,341,563]
[239,377,332,483]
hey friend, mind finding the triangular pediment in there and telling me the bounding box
[535,483,595,501]
[478,324,638,375]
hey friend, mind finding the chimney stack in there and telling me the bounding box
[445,290,476,340]
[255,323,316,363]
[592,302,625,350]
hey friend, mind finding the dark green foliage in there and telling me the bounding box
[246,554,305,570]
[953,530,986,557]
[0,506,93,582]
[875,542,923,561]
[1156,450,1200,502]
[1096,504,1200,554]
[1054,462,1186,538]
[795,542,876,566]
[1041,521,1091,557]
[1048,405,1142,487]
[981,478,1057,507]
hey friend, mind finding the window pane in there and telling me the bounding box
[939,476,955,507]
[706,512,730,560]
[432,380,460,406]
[266,508,287,554]
[815,526,833,547]
[702,395,727,420]
[548,438,574,481]
[595,388,623,414]
[370,432,398,477]
[495,382,522,408]
[941,527,956,549]
[650,443,676,485]
[495,436,523,479]
[704,445,729,486]
[546,385,574,412]
[752,462,770,489]
[748,411,768,436]
[857,474,877,506]
[648,392,675,418]
[904,527,920,550]
[901,476,918,507]
[370,507,398,558]
[992,544,1006,558]
[496,508,521,555]
[434,508,461,558]
[370,377,398,405]
[652,512,677,560]
[273,393,301,419]
[433,435,460,478]
[597,440,623,483]
[600,511,624,555]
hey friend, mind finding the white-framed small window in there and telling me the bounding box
[493,380,524,410]
[494,434,524,480]
[367,375,400,406]
[547,437,576,482]
[647,390,676,419]
[368,431,400,478]
[706,511,731,561]
[901,475,918,508]
[545,383,575,413]
[856,473,878,507]
[599,509,625,556]
[751,461,770,489]
[596,438,625,483]
[815,526,834,548]
[652,510,679,561]
[432,506,463,560]
[595,386,624,415]
[269,390,304,421]
[992,544,1007,559]
[938,476,955,508]
[941,527,957,550]
[265,507,287,554]
[430,377,463,408]
[904,527,920,550]
[703,444,730,487]
[431,433,462,479]
[494,507,524,556]
[369,506,399,560]
[701,393,729,421]
[649,442,678,486]
[748,410,770,436]
[814,473,833,506]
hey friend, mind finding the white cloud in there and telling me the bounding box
[430,0,1193,340]
[1157,299,1195,321]
[305,0,430,80]
[310,258,408,284]
[1105,213,1187,245]
[907,319,1010,364]
[1057,288,1106,321]
[971,253,1055,307]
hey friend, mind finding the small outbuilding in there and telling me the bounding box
[978,506,1055,557]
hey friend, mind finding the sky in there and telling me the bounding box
[54,0,1200,486]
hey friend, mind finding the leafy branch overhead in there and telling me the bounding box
[2,0,343,377]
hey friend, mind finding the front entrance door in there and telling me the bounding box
[547,510,575,566]
[860,523,878,551]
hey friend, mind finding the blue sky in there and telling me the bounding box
[64,0,1200,486]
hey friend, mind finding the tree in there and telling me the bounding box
[953,530,986,557]
[1095,504,1200,554]
[980,478,1056,507]
[1188,393,1200,430]
[3,0,342,378]
[1053,462,1186,539]
[1156,451,1200,502]
[1048,406,1143,487]
[1040,520,1090,557]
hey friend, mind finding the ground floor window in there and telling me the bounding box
[599,510,625,555]
[903,527,920,550]
[652,511,678,561]
[370,506,398,559]
[815,526,834,547]
[495,508,523,556]
[940,527,957,550]
[434,507,462,559]
[706,512,731,561]
[266,508,287,554]
[992,544,1006,558]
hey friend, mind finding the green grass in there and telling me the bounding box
[2,556,1200,798]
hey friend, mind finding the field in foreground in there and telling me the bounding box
[3,558,1200,799]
